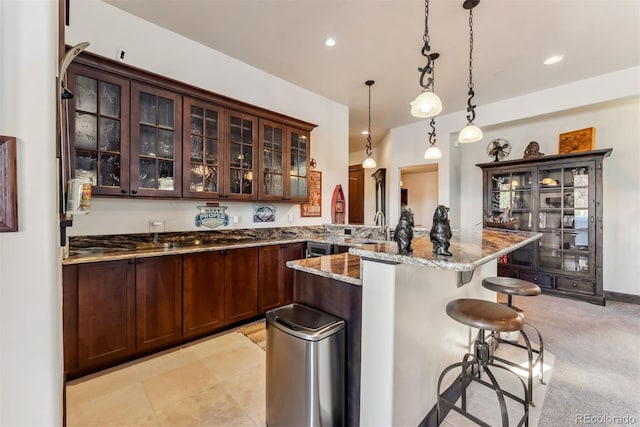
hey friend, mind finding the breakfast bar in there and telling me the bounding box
[288,228,541,426]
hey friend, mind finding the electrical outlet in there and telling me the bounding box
[344,228,352,235]
[148,219,165,233]
[116,48,126,62]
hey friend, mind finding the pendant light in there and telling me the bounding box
[424,53,442,160]
[458,0,483,144]
[362,80,377,169]
[410,0,442,118]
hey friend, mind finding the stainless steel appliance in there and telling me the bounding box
[306,241,333,258]
[266,303,345,427]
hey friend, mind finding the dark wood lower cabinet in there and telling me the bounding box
[135,255,183,352]
[258,242,306,313]
[183,251,225,337]
[224,247,259,325]
[76,260,136,370]
[64,243,301,378]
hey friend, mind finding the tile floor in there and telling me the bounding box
[67,323,553,426]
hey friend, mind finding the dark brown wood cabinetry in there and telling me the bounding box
[258,242,306,313]
[135,256,183,352]
[224,247,260,324]
[477,149,611,305]
[63,242,302,377]
[183,251,226,337]
[67,51,315,202]
[63,260,136,372]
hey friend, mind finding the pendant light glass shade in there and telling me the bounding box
[424,145,442,159]
[458,123,483,143]
[410,90,443,118]
[362,157,377,169]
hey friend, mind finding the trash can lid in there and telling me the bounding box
[266,303,345,341]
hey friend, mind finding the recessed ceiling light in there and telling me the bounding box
[325,37,336,47]
[361,130,369,135]
[544,55,564,65]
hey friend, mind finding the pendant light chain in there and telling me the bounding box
[428,59,437,146]
[419,0,434,91]
[366,82,373,157]
[466,6,477,124]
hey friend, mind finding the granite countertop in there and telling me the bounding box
[62,227,384,265]
[349,228,541,272]
[286,253,362,286]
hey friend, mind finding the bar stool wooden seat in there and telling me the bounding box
[437,299,529,427]
[482,277,546,406]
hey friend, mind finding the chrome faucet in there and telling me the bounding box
[374,210,390,240]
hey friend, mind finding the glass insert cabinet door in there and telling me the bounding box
[488,169,533,230]
[537,164,592,274]
[225,111,257,200]
[68,64,130,196]
[129,83,182,197]
[182,98,223,198]
[258,119,285,200]
[289,128,310,202]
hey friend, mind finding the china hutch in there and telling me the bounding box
[477,148,612,305]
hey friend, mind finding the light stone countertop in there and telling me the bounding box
[286,253,362,286]
[349,228,541,272]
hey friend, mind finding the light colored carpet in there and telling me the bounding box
[505,294,640,427]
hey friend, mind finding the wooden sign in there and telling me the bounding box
[559,127,595,154]
[301,170,322,217]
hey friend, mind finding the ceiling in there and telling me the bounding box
[104,0,640,152]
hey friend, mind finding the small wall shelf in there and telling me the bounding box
[331,184,345,224]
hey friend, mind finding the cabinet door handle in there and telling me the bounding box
[128,259,135,264]
[131,189,138,195]
[137,259,143,264]
[572,283,578,287]
[121,189,128,194]
[590,216,595,223]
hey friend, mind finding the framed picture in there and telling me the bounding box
[558,127,595,154]
[253,205,275,222]
[301,170,322,217]
[0,136,18,232]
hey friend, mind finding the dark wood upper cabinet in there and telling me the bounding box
[183,251,226,337]
[67,64,131,196]
[129,82,182,197]
[224,110,258,200]
[182,97,226,199]
[68,52,315,202]
[135,255,183,352]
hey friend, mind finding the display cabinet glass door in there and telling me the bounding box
[259,120,286,200]
[183,98,224,199]
[537,163,592,274]
[225,111,257,200]
[488,169,533,230]
[288,128,310,202]
[68,65,130,196]
[129,83,182,197]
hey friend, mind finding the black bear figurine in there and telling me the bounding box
[394,208,415,255]
[430,205,452,257]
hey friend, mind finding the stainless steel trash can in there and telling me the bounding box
[266,303,345,427]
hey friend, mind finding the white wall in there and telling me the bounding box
[389,68,640,295]
[400,171,438,228]
[0,1,62,425]
[66,0,349,236]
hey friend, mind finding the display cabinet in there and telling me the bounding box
[225,110,258,200]
[477,148,612,305]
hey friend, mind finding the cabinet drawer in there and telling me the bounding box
[498,265,518,278]
[556,278,595,295]
[518,272,553,289]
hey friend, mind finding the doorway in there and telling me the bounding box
[399,164,438,228]
[348,164,364,224]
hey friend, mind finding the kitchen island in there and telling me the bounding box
[287,228,541,426]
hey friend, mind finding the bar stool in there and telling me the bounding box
[437,299,529,427]
[482,277,545,406]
